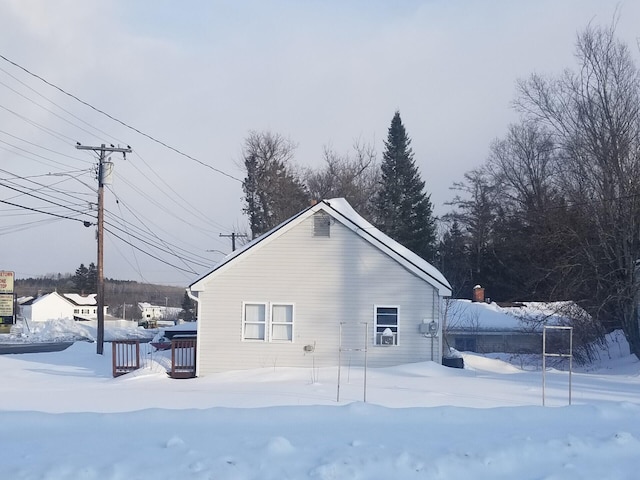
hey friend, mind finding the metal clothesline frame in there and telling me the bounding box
[337,322,369,403]
[542,325,573,406]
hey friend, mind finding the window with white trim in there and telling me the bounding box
[243,303,266,340]
[242,302,294,342]
[375,306,398,345]
[271,304,293,341]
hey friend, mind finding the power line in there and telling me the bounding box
[105,226,200,274]
[0,53,243,183]
[0,198,92,226]
[0,181,95,219]
[0,64,121,144]
[104,188,212,264]
[0,103,79,144]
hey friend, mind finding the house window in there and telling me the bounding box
[242,302,294,342]
[271,304,293,341]
[74,309,79,314]
[375,306,398,346]
[455,337,477,352]
[313,212,330,237]
[243,303,266,340]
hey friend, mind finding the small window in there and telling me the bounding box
[313,212,330,237]
[455,337,476,352]
[243,303,266,341]
[375,306,398,345]
[271,304,293,341]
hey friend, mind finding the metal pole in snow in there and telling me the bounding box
[362,322,368,403]
[569,328,573,405]
[542,327,546,406]
[336,322,343,402]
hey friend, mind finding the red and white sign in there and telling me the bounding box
[0,271,14,294]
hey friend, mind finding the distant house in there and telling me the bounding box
[445,287,590,354]
[188,198,452,376]
[138,302,163,320]
[138,302,181,322]
[19,292,107,323]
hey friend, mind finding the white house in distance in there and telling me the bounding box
[19,292,107,323]
[188,198,452,376]
[138,302,181,322]
[138,302,163,320]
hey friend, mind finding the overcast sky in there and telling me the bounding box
[1,0,639,287]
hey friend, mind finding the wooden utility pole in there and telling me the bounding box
[76,143,131,354]
[219,232,247,251]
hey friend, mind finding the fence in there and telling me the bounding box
[169,336,197,379]
[112,340,141,377]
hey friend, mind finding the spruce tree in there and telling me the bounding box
[72,263,88,294]
[180,291,196,322]
[374,111,436,260]
[437,220,471,297]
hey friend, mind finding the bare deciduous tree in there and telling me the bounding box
[241,131,309,238]
[515,23,640,355]
[305,141,379,222]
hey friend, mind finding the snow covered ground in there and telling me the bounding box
[1,321,639,479]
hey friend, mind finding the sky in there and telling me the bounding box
[1,0,639,286]
[1,322,639,479]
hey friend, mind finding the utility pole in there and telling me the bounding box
[76,143,131,355]
[219,232,247,251]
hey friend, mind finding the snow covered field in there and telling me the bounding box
[1,322,639,479]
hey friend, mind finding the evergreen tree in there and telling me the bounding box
[180,291,196,322]
[72,262,98,294]
[374,111,436,260]
[437,220,471,298]
[72,263,88,294]
[87,262,97,293]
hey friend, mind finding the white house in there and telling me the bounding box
[138,302,163,320]
[188,198,452,375]
[20,292,107,322]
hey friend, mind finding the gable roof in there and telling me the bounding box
[190,198,451,295]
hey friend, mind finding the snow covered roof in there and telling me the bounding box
[18,292,99,307]
[17,296,34,305]
[189,198,451,295]
[446,299,590,333]
[63,293,98,306]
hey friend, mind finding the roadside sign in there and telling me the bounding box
[0,295,13,317]
[0,271,14,294]
[0,271,15,324]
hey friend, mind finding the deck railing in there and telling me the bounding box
[170,336,197,379]
[112,340,141,377]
